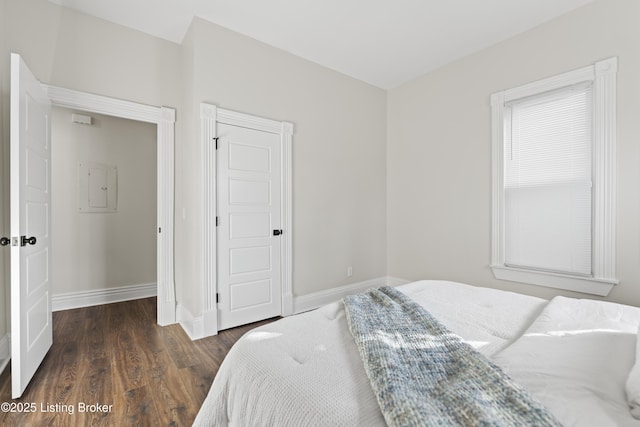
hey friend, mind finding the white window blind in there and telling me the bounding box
[491,57,617,296]
[503,84,593,276]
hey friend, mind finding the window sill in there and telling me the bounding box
[490,265,617,296]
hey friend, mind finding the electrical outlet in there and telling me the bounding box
[347,266,353,277]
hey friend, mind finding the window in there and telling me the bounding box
[490,57,617,296]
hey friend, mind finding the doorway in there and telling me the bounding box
[200,104,293,336]
[50,107,157,309]
[44,84,176,326]
[7,54,175,399]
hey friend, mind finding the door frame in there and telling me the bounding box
[200,103,293,337]
[43,84,176,325]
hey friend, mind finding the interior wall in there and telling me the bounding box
[2,0,638,332]
[0,0,181,338]
[387,0,640,306]
[51,107,157,295]
[0,0,8,343]
[177,19,388,316]
[1,0,388,325]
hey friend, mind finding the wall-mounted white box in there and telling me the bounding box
[78,161,118,213]
[71,113,92,125]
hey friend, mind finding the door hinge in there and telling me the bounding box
[214,137,219,150]
[216,216,219,227]
[216,293,220,303]
[158,227,162,234]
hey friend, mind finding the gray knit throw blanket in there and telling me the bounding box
[343,287,562,427]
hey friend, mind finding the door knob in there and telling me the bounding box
[0,237,9,246]
[273,229,283,236]
[20,236,36,246]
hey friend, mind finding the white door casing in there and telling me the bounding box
[200,104,293,337]
[10,53,53,399]
[41,84,176,326]
[217,123,282,330]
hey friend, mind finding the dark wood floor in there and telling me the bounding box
[0,297,274,426]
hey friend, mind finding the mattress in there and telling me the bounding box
[193,280,548,426]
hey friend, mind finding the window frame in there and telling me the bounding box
[490,57,618,296]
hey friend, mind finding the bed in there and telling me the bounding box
[194,280,640,426]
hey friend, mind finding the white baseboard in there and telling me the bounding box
[0,334,10,374]
[202,309,218,338]
[386,276,411,287]
[177,303,211,341]
[177,305,217,341]
[177,276,413,341]
[293,276,408,314]
[52,282,157,312]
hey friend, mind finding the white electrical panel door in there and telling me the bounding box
[78,162,117,212]
[88,166,108,208]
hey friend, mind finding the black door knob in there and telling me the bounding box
[0,237,9,246]
[21,236,36,246]
[273,229,283,236]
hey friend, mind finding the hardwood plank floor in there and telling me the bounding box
[0,297,275,426]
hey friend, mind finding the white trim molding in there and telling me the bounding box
[200,103,294,338]
[183,276,403,339]
[200,104,218,337]
[386,277,412,287]
[280,121,294,317]
[293,277,403,314]
[43,84,177,325]
[490,57,618,296]
[43,85,161,123]
[177,303,205,341]
[52,283,157,312]
[157,107,177,326]
[0,334,10,374]
[491,266,614,296]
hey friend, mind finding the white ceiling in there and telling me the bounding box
[48,0,594,89]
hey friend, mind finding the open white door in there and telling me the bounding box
[217,123,282,330]
[10,53,53,399]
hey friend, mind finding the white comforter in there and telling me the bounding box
[193,280,640,426]
[193,280,547,426]
[493,296,640,427]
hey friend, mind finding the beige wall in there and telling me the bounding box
[2,0,183,107]
[0,0,182,340]
[177,18,388,315]
[4,0,636,346]
[0,0,388,329]
[387,0,640,306]
[51,107,157,294]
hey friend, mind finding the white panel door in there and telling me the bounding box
[217,123,282,330]
[10,53,53,398]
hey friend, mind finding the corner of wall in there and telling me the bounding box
[0,333,10,374]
